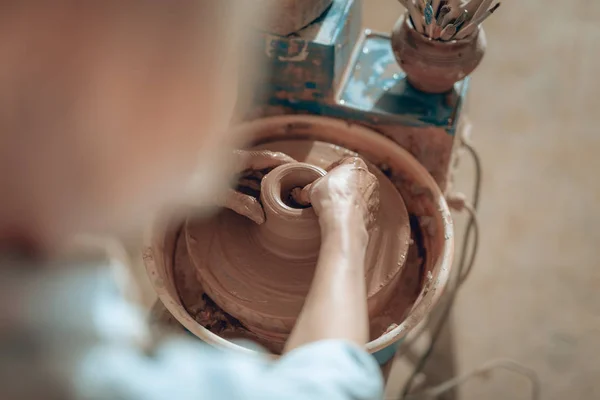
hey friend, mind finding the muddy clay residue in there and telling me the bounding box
[173,228,284,353]
[169,140,430,353]
[172,217,425,354]
[369,215,426,339]
[185,141,412,344]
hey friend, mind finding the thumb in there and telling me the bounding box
[222,189,265,224]
[290,183,312,207]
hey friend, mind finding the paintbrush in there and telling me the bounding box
[471,0,494,21]
[441,11,467,41]
[431,22,446,39]
[441,10,457,27]
[454,2,500,39]
[447,0,461,9]
[406,0,426,34]
[424,0,435,25]
[439,9,468,41]
[432,4,451,39]
[440,0,463,27]
[436,4,451,24]
[439,24,457,40]
[424,0,436,36]
[431,0,442,16]
[452,9,469,29]
[462,0,486,16]
[445,0,462,18]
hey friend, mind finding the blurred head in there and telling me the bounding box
[0,2,258,252]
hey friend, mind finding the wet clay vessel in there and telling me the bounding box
[391,14,486,93]
[185,140,411,344]
[144,115,455,361]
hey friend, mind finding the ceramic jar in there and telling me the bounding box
[391,13,487,93]
[258,162,325,260]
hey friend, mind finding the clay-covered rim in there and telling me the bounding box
[144,115,454,357]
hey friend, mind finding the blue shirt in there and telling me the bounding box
[0,261,384,400]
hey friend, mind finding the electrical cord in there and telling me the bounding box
[399,124,539,399]
[446,195,480,285]
[404,359,541,400]
[457,140,481,285]
[400,126,482,399]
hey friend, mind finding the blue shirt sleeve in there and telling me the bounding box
[75,337,384,400]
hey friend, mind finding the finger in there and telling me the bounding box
[366,180,380,213]
[325,158,346,172]
[326,156,367,171]
[346,157,368,170]
[238,177,261,192]
[223,189,265,225]
[365,176,380,229]
[237,150,296,172]
[292,184,313,206]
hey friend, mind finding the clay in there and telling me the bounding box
[217,150,297,225]
[391,14,486,93]
[257,162,326,259]
[172,227,284,352]
[369,217,425,339]
[185,140,411,344]
[241,107,455,191]
[172,217,425,353]
[173,229,243,336]
[147,115,454,358]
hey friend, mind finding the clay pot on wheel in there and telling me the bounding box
[144,115,454,360]
[186,150,412,345]
[391,13,486,93]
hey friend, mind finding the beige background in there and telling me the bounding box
[364,0,599,399]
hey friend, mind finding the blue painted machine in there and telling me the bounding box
[244,0,469,191]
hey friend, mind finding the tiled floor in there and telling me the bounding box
[364,1,600,399]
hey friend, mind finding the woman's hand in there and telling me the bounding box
[222,150,295,224]
[285,157,380,351]
[297,157,380,236]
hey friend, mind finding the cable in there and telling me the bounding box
[458,140,481,285]
[399,127,539,400]
[400,128,481,399]
[447,197,480,285]
[462,141,482,209]
[405,359,541,400]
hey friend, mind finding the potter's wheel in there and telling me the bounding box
[186,140,411,343]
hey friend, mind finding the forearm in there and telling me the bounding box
[285,214,369,352]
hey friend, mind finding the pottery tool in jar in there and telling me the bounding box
[399,0,501,42]
[392,0,490,92]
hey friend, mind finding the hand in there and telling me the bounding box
[222,150,295,224]
[297,157,379,233]
[285,157,377,352]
